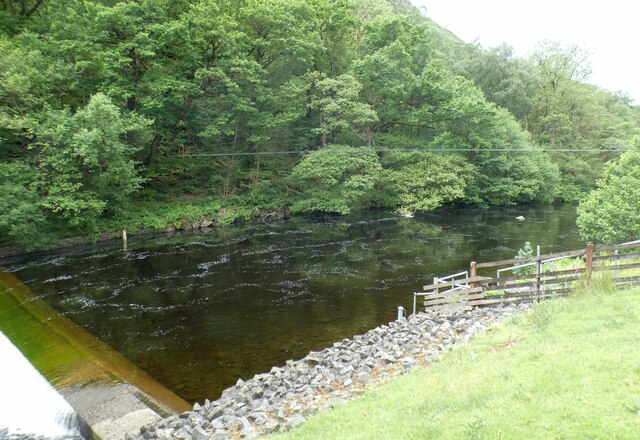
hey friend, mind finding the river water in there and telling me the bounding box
[2,205,582,403]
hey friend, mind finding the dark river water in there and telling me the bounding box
[2,205,583,403]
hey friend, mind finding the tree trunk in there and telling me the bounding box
[146,135,161,165]
[127,95,137,111]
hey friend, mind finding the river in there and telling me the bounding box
[1,204,583,403]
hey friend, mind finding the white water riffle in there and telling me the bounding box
[0,331,83,439]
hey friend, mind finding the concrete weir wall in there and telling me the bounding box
[0,270,191,440]
[137,303,530,440]
[0,330,84,439]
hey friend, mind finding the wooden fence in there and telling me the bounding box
[413,240,640,314]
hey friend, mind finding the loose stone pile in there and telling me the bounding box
[0,428,83,440]
[134,304,530,440]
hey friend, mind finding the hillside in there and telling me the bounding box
[1,0,638,249]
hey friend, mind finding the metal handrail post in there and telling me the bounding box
[536,245,542,299]
[413,293,417,316]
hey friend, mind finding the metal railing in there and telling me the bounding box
[497,240,640,283]
[414,240,640,313]
[402,239,640,318]
[433,270,469,290]
[412,270,468,315]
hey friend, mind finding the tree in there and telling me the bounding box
[0,34,78,157]
[576,151,640,244]
[0,0,638,249]
[288,145,381,214]
[37,93,149,230]
[0,162,53,249]
[376,151,470,214]
[0,0,48,17]
[311,74,378,146]
[414,63,559,206]
[459,44,539,124]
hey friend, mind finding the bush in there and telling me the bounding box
[0,162,55,249]
[577,152,640,244]
[101,199,222,233]
[513,241,535,275]
[288,145,381,214]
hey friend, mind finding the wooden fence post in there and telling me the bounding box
[470,261,477,288]
[585,243,594,284]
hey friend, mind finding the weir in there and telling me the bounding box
[0,270,190,439]
[0,330,84,439]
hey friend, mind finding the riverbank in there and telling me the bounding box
[135,303,530,439]
[0,198,292,258]
[276,287,640,439]
[0,195,563,259]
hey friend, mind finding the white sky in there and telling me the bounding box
[411,0,640,104]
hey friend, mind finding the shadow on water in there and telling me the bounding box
[1,205,583,403]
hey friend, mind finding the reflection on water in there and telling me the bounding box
[3,205,582,403]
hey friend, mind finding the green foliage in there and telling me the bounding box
[215,204,254,226]
[418,64,559,205]
[457,107,560,206]
[376,150,470,213]
[0,0,638,249]
[529,299,554,331]
[311,74,378,146]
[527,42,638,200]
[37,93,149,231]
[102,198,222,232]
[577,152,640,244]
[0,162,54,249]
[515,241,534,260]
[459,44,539,122]
[458,40,638,202]
[513,241,535,275]
[289,145,381,214]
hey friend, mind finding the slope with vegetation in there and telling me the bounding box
[1,0,638,249]
[275,285,640,439]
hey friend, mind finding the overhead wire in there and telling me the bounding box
[180,148,633,158]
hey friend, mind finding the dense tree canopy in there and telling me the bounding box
[37,93,148,228]
[577,151,640,244]
[0,0,638,248]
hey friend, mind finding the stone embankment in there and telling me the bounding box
[134,304,530,440]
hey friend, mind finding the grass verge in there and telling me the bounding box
[275,287,640,439]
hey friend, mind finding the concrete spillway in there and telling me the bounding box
[0,330,83,439]
[0,270,191,439]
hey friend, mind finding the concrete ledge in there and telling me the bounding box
[0,269,191,440]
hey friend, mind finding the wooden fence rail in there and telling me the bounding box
[413,240,640,314]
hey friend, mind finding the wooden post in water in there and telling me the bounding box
[122,227,128,251]
[585,243,594,285]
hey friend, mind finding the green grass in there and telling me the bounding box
[276,287,640,439]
